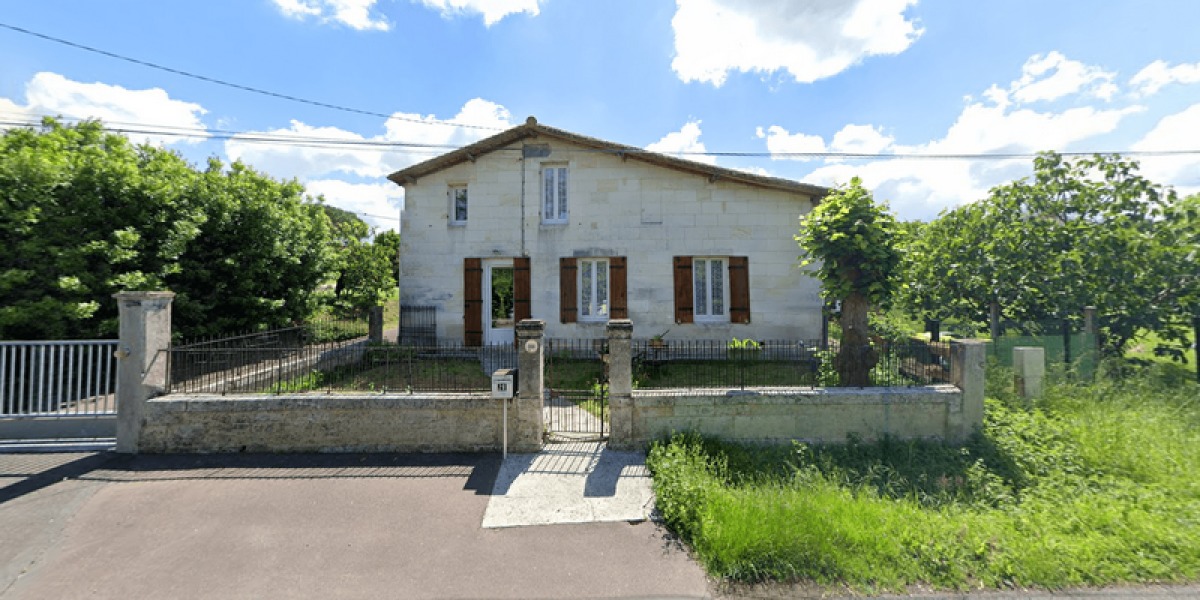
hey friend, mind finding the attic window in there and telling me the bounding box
[542,166,568,223]
[449,185,468,225]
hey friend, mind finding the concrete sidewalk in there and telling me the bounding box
[483,440,654,528]
[1,451,707,599]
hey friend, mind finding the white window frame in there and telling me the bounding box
[449,185,468,225]
[578,258,609,322]
[542,165,568,224]
[692,257,729,323]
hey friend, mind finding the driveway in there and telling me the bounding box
[0,451,707,599]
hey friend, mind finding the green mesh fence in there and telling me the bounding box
[987,329,1098,379]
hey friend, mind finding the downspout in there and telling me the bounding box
[520,146,527,257]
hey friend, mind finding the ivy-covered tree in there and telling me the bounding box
[899,152,1194,356]
[796,177,902,386]
[0,118,335,339]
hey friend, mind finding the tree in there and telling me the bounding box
[899,152,1193,356]
[796,177,902,386]
[0,118,335,339]
[319,207,397,313]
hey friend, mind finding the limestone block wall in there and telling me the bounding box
[399,138,824,342]
[626,385,964,448]
[138,393,526,454]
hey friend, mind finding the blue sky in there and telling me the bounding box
[3,0,1199,232]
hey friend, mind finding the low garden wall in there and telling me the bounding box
[138,393,521,454]
[624,385,965,448]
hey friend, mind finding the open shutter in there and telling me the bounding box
[463,258,483,346]
[560,257,577,323]
[514,257,531,323]
[729,256,751,324]
[610,256,627,319]
[673,256,693,324]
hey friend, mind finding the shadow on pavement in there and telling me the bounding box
[0,451,504,504]
[0,452,117,505]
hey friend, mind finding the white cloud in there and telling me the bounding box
[1132,103,1200,196]
[645,120,717,165]
[1130,60,1200,97]
[760,55,1148,219]
[225,98,513,181]
[755,125,826,160]
[0,72,207,146]
[271,0,390,30]
[1007,52,1118,103]
[306,180,405,233]
[416,0,542,26]
[670,0,922,86]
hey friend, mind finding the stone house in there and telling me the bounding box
[387,117,828,345]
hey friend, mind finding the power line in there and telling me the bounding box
[3,114,1199,161]
[0,22,507,132]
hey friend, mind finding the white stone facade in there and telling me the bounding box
[397,134,825,342]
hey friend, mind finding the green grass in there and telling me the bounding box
[647,371,1200,592]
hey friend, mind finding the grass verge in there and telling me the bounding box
[646,373,1200,592]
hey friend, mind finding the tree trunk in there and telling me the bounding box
[838,292,878,387]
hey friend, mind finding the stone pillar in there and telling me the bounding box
[114,291,175,454]
[949,339,986,443]
[1013,346,1045,400]
[514,319,545,452]
[368,306,384,343]
[606,320,634,450]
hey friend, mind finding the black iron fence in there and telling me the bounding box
[168,340,512,395]
[545,338,609,436]
[632,339,951,390]
[398,306,437,346]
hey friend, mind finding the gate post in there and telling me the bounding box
[606,320,634,450]
[514,319,545,452]
[368,306,384,343]
[114,291,175,454]
[949,339,986,443]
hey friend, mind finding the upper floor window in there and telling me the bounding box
[579,258,609,321]
[693,257,728,321]
[449,185,468,225]
[542,166,568,223]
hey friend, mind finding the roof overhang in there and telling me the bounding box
[386,116,829,200]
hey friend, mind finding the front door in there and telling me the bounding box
[484,260,515,346]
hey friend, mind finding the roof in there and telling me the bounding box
[386,116,829,199]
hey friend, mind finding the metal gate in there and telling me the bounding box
[544,339,608,440]
[0,340,119,442]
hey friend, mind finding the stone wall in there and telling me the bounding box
[625,385,964,449]
[138,393,522,454]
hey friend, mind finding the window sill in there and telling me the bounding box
[449,221,467,228]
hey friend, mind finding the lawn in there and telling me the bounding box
[646,368,1200,592]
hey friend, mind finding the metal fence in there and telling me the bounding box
[631,339,951,390]
[988,319,1098,379]
[398,306,437,346]
[168,340,513,395]
[1,340,119,416]
[545,338,608,436]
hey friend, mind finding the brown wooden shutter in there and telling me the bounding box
[609,256,627,319]
[673,256,693,324]
[560,257,577,323]
[514,256,531,323]
[463,258,483,346]
[729,256,751,324]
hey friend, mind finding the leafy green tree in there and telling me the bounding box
[796,177,902,386]
[0,118,335,339]
[373,229,401,282]
[899,152,1193,356]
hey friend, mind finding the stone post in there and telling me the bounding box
[1013,346,1045,400]
[514,319,545,452]
[114,291,175,454]
[606,320,634,450]
[949,339,986,443]
[368,306,384,343]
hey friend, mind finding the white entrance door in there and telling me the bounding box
[484,260,515,346]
